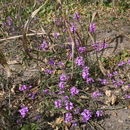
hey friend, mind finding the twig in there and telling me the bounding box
[0,32,46,42]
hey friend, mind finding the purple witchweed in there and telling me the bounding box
[19,107,29,118]
[73,12,80,21]
[53,32,60,39]
[92,42,107,51]
[81,109,92,122]
[107,73,113,78]
[7,16,13,26]
[44,69,54,74]
[89,23,96,33]
[99,79,108,85]
[78,47,86,54]
[64,112,73,123]
[75,56,85,67]
[40,41,49,50]
[92,91,103,98]
[128,59,130,64]
[60,73,69,82]
[65,101,74,111]
[113,71,118,75]
[114,80,125,87]
[118,61,126,67]
[86,77,94,84]
[58,91,65,95]
[82,66,90,79]
[124,94,130,99]
[19,85,27,91]
[54,99,62,108]
[70,86,79,96]
[70,23,76,33]
[43,89,49,94]
[96,110,103,117]
[58,82,66,89]
[48,59,55,65]
[57,61,65,68]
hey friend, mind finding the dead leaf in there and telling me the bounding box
[54,117,64,125]
[111,94,117,105]
[105,90,112,97]
[11,85,16,94]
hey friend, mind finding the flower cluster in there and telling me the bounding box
[73,12,80,21]
[70,23,76,33]
[19,85,32,91]
[89,23,96,33]
[81,109,92,122]
[75,56,85,67]
[118,61,126,66]
[96,110,103,117]
[64,112,73,123]
[92,91,103,98]
[40,41,49,50]
[92,42,108,51]
[55,99,62,108]
[70,86,79,96]
[78,47,86,54]
[44,69,54,74]
[82,66,94,84]
[19,106,29,118]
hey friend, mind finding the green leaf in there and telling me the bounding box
[21,123,39,130]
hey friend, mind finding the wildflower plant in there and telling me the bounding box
[1,1,129,129]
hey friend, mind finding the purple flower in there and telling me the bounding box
[128,59,130,64]
[43,89,49,94]
[54,99,62,108]
[40,41,49,50]
[89,23,96,33]
[57,62,65,68]
[86,77,94,84]
[70,87,79,96]
[118,61,126,67]
[65,101,74,110]
[81,109,92,122]
[92,42,108,51]
[73,12,80,21]
[62,96,69,102]
[124,94,130,99]
[44,69,54,74]
[78,47,86,54]
[19,85,27,91]
[96,110,103,117]
[19,107,29,118]
[53,32,60,39]
[58,91,65,95]
[113,71,118,75]
[64,112,73,123]
[28,92,37,99]
[107,73,113,78]
[48,59,55,65]
[114,80,125,87]
[58,82,66,89]
[99,79,108,85]
[92,91,103,98]
[7,16,13,26]
[82,66,90,79]
[34,115,42,121]
[72,122,78,127]
[75,56,85,67]
[70,23,76,33]
[60,73,69,81]
[29,85,32,89]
